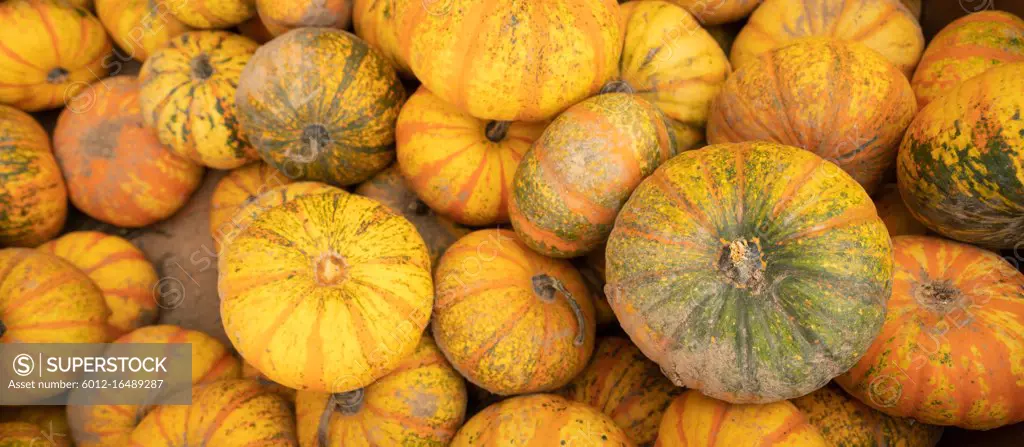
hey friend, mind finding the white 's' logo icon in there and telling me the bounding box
[13,354,34,376]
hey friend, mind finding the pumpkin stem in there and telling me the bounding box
[46,67,69,84]
[600,79,633,94]
[532,274,587,346]
[190,54,215,80]
[718,238,766,293]
[485,121,512,142]
[317,389,364,446]
[914,280,964,315]
[314,253,348,286]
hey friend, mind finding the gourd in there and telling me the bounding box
[208,162,294,252]
[665,0,762,26]
[256,0,352,36]
[0,421,69,447]
[0,406,71,445]
[352,0,414,77]
[656,390,828,446]
[0,105,67,247]
[451,394,632,447]
[95,0,194,61]
[166,0,256,29]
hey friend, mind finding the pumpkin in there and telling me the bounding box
[0,422,69,447]
[396,87,546,227]
[730,0,924,78]
[402,0,621,122]
[432,229,596,395]
[352,0,413,77]
[792,383,943,447]
[139,31,260,169]
[0,406,71,445]
[219,188,433,393]
[874,183,928,237]
[897,62,1024,249]
[256,0,352,36]
[67,324,242,447]
[355,165,471,268]
[0,105,67,247]
[605,141,893,404]
[228,181,345,239]
[910,11,1024,108]
[656,390,828,446]
[707,38,917,195]
[39,231,160,340]
[209,162,294,252]
[0,0,111,111]
[95,0,194,61]
[166,0,256,29]
[558,337,682,445]
[237,14,274,44]
[616,0,731,153]
[836,236,1024,430]
[236,27,405,187]
[53,75,204,228]
[128,379,297,446]
[665,0,761,26]
[296,335,467,446]
[510,93,675,258]
[243,361,297,403]
[451,394,632,447]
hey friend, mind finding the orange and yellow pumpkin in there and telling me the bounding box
[874,183,928,237]
[0,421,69,447]
[656,390,828,446]
[0,105,67,247]
[396,87,546,227]
[0,0,111,111]
[666,0,762,26]
[167,0,256,29]
[432,229,596,395]
[208,162,294,252]
[243,361,297,402]
[256,0,352,36]
[0,406,72,444]
[352,0,413,77]
[836,236,1024,430]
[226,181,344,244]
[95,0,194,61]
[53,75,204,228]
[452,394,632,446]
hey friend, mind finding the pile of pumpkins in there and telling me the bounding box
[1,0,1023,445]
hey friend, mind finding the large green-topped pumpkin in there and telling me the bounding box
[605,141,893,404]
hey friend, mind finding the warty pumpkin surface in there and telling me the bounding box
[352,0,414,77]
[219,189,433,393]
[0,0,111,111]
[296,335,467,447]
[836,236,1024,430]
[451,394,633,447]
[236,27,405,187]
[0,105,67,247]
[0,421,69,447]
[396,87,546,227]
[402,0,622,122]
[95,0,194,61]
[605,141,893,404]
[707,38,917,195]
[730,0,924,78]
[53,75,204,228]
[510,93,676,258]
[432,229,596,396]
[208,162,294,252]
[256,0,352,36]
[665,0,761,26]
[166,0,256,28]
[874,183,928,237]
[896,62,1024,249]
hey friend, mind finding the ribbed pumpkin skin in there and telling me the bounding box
[731,0,924,78]
[228,182,344,242]
[665,0,761,26]
[352,0,413,77]
[558,337,682,445]
[67,324,242,447]
[656,391,828,447]
[220,190,433,393]
[236,27,405,187]
[397,87,545,227]
[140,31,260,169]
[95,0,193,61]
[0,421,69,447]
[0,0,111,111]
[54,75,204,228]
[403,0,621,122]
[836,236,1024,430]
[618,1,730,154]
[257,0,352,36]
[452,394,633,447]
[433,229,596,396]
[606,142,893,404]
[209,162,294,252]
[897,62,1024,249]
[874,183,928,237]
[911,11,1024,108]
[708,38,917,195]
[39,231,159,339]
[296,336,467,446]
[167,0,256,28]
[0,406,71,444]
[510,93,676,258]
[0,105,67,247]
[128,380,297,447]
[792,383,943,447]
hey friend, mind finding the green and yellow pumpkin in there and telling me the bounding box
[95,0,194,61]
[874,183,928,237]
[352,0,413,77]
[209,162,294,252]
[665,0,762,26]
[656,390,828,446]
[452,394,632,447]
[167,0,256,29]
[0,105,67,247]
[256,0,352,36]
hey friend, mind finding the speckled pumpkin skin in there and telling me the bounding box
[792,383,943,447]
[558,337,682,445]
[433,229,596,396]
[452,394,633,447]
[656,390,828,447]
[39,231,159,339]
[897,62,1024,249]
[708,38,917,195]
[96,0,194,61]
[911,11,1024,108]
[510,93,676,258]
[167,0,256,28]
[66,325,242,447]
[836,236,1024,430]
[0,105,67,247]
[665,0,761,26]
[874,183,928,237]
[236,27,405,187]
[403,0,621,122]
[257,0,352,36]
[128,379,297,446]
[296,336,467,446]
[731,0,924,79]
[397,87,546,227]
[0,0,111,111]
[0,421,69,447]
[0,406,71,445]
[352,0,414,77]
[54,75,204,228]
[218,181,344,254]
[209,162,294,252]
[606,142,893,404]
